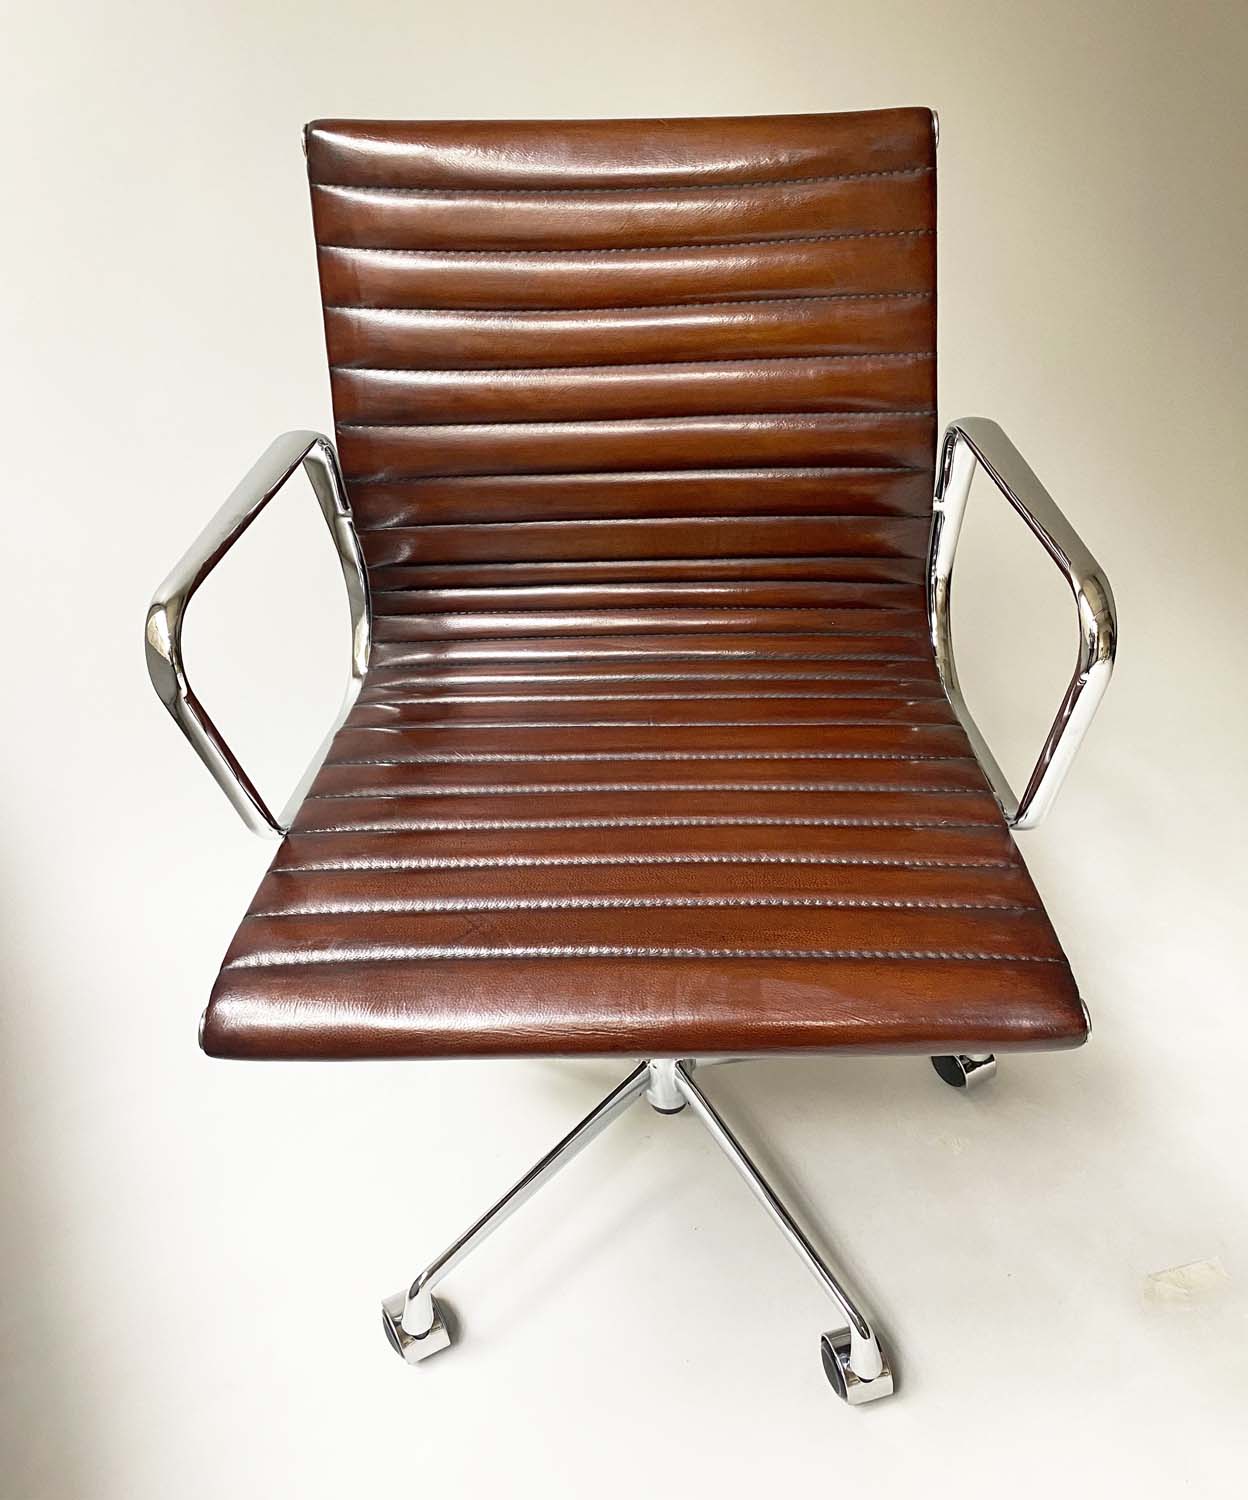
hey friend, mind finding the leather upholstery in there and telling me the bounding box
[201,109,1086,1060]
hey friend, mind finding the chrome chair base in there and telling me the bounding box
[931,1053,998,1089]
[382,1058,898,1406]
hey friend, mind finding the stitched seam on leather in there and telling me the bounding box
[367,599,924,609]
[360,678,938,691]
[370,641,932,652]
[364,648,931,661]
[339,408,937,430]
[364,552,929,566]
[229,946,1056,968]
[373,594,925,605]
[372,613,925,624]
[273,853,1013,871]
[367,653,930,668]
[335,352,934,374]
[371,653,933,664]
[366,669,930,681]
[251,897,1032,915]
[369,616,926,625]
[319,229,935,256]
[294,816,994,831]
[325,751,973,764]
[356,688,938,701]
[366,633,928,645]
[359,691,938,704]
[341,722,955,734]
[363,515,931,534]
[371,624,924,636]
[363,690,936,701]
[361,674,938,687]
[366,582,924,588]
[311,167,934,195]
[325,292,933,314]
[306,783,979,799]
[350,464,928,480]
[370,624,924,636]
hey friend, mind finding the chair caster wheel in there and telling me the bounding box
[381,1289,453,1365]
[931,1053,997,1090]
[820,1328,895,1404]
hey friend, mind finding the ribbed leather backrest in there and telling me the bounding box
[305,110,936,632]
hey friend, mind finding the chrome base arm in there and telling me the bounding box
[671,1063,891,1400]
[385,1062,651,1355]
[384,1059,893,1405]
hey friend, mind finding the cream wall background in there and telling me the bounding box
[2,2,1246,1496]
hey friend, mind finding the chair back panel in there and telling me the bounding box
[304,110,937,614]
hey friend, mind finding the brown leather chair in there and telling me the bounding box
[146,108,1116,1405]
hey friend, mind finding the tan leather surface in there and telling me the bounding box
[201,108,1086,1060]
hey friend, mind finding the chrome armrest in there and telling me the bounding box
[145,430,371,838]
[928,417,1117,831]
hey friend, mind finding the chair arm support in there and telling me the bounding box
[927,417,1117,830]
[144,430,371,837]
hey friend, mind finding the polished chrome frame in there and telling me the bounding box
[384,1058,893,1404]
[928,418,1117,830]
[145,430,371,836]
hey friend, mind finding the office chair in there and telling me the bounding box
[145,108,1116,1406]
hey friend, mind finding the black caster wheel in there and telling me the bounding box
[381,1289,453,1365]
[931,1053,997,1090]
[820,1328,895,1404]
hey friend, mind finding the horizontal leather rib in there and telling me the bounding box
[348,469,932,529]
[252,858,1039,910]
[367,632,937,668]
[361,516,932,567]
[324,296,935,369]
[204,956,1080,1060]
[226,903,1061,967]
[292,795,997,837]
[317,235,935,309]
[354,674,941,697]
[305,109,935,190]
[309,757,987,796]
[203,955,1079,1061]
[345,695,956,727]
[328,722,974,760]
[358,654,941,687]
[365,557,928,588]
[330,355,934,425]
[272,842,1017,875]
[369,613,928,646]
[310,173,933,250]
[273,834,1014,876]
[256,891,1036,916]
[275,817,1014,860]
[362,582,928,613]
[354,677,943,703]
[337,411,936,480]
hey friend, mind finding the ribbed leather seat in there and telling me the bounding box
[201,108,1085,1060]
